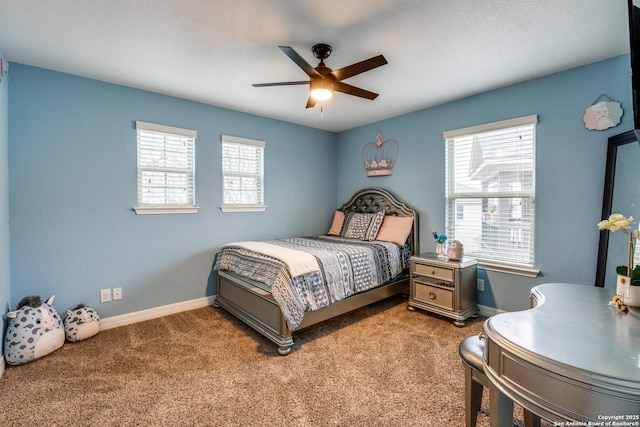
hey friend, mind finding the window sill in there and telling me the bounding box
[133,207,199,215]
[477,260,540,278]
[220,205,268,213]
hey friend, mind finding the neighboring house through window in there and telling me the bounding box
[134,121,198,215]
[444,115,538,276]
[221,135,266,212]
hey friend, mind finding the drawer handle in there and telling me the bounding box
[431,270,436,275]
[429,291,436,300]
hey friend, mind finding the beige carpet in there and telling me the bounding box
[0,296,544,426]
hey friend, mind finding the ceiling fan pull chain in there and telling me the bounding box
[320,103,324,120]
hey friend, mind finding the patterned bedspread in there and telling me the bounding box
[214,235,411,330]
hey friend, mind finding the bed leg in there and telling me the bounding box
[277,345,292,356]
[212,298,220,308]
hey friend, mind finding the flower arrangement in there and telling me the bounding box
[597,213,640,285]
[432,231,448,257]
[432,231,448,244]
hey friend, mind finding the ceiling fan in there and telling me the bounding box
[253,44,387,108]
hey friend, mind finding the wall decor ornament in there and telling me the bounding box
[583,94,623,131]
[362,133,398,176]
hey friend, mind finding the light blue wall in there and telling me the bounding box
[8,64,336,318]
[7,55,633,317]
[336,55,632,311]
[0,52,10,340]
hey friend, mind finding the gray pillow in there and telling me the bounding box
[340,211,385,241]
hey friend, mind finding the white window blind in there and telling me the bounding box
[135,121,198,214]
[221,135,266,212]
[444,115,537,272]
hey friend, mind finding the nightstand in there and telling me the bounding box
[408,253,478,326]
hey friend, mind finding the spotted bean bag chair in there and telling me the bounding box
[64,304,100,342]
[4,295,65,365]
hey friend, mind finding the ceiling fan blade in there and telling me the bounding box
[306,96,317,108]
[252,81,309,87]
[334,82,379,100]
[331,55,387,81]
[279,46,323,78]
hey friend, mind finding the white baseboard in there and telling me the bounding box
[478,304,504,317]
[96,297,499,331]
[100,295,217,330]
[0,357,5,379]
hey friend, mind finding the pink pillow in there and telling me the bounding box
[376,215,413,246]
[328,210,345,235]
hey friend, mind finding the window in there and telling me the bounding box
[134,121,198,215]
[221,135,266,212]
[444,115,537,276]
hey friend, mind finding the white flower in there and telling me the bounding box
[598,214,634,232]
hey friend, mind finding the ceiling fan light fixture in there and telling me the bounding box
[311,88,332,101]
[310,79,333,101]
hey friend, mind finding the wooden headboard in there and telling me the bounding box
[338,188,419,255]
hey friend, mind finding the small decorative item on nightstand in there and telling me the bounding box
[447,240,464,261]
[432,231,447,258]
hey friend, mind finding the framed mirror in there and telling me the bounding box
[595,130,640,287]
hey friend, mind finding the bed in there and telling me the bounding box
[213,188,419,355]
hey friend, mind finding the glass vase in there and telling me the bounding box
[436,242,445,258]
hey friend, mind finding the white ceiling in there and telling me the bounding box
[0,0,631,132]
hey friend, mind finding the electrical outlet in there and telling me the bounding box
[113,287,122,300]
[477,279,485,292]
[100,288,112,303]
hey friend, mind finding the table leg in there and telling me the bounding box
[524,409,541,427]
[489,386,513,427]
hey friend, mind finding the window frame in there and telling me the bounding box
[133,121,199,215]
[443,115,539,277]
[220,134,267,213]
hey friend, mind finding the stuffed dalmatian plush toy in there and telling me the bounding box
[4,295,65,365]
[64,304,100,342]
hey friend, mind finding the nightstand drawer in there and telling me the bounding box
[413,263,454,282]
[414,283,454,310]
